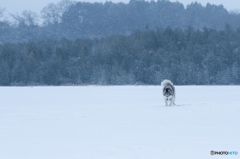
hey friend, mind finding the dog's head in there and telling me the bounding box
[163,85,174,97]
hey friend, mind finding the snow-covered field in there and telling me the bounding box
[0,86,239,159]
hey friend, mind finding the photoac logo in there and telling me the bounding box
[211,150,238,156]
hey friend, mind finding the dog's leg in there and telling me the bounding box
[164,98,168,106]
[173,93,176,105]
[169,99,172,106]
[172,96,175,106]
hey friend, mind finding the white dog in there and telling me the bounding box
[161,79,176,106]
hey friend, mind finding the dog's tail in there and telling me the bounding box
[161,79,173,86]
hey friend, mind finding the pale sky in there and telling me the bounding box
[0,0,239,16]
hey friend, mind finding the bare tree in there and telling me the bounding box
[0,8,5,19]
[22,10,39,26]
[11,10,39,27]
[41,0,75,26]
[41,3,60,25]
[229,9,240,15]
[0,8,6,21]
[0,8,10,29]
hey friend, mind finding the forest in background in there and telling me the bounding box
[1,0,240,85]
[1,25,240,85]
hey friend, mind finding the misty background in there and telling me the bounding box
[1,0,240,85]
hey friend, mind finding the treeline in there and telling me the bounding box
[1,0,240,43]
[1,25,240,85]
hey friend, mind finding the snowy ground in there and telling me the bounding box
[0,86,239,159]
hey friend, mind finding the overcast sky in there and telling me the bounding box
[1,0,240,16]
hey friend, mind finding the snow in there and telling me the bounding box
[0,86,239,159]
